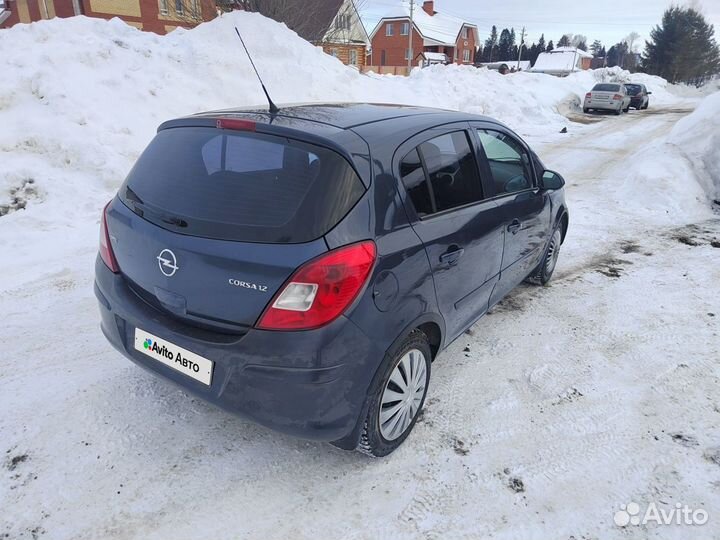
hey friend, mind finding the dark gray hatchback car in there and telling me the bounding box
[95,103,568,456]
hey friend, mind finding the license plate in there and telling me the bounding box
[134,328,214,385]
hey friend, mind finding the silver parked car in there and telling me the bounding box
[583,83,631,115]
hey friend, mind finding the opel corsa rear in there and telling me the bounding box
[95,104,568,456]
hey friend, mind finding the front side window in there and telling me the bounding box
[175,0,183,15]
[386,23,394,36]
[159,0,168,14]
[349,49,358,65]
[400,131,484,217]
[462,27,468,39]
[401,22,409,35]
[405,48,412,60]
[463,49,470,62]
[476,130,533,195]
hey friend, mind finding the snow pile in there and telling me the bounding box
[0,11,704,286]
[668,91,720,200]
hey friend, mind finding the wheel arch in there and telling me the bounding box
[388,312,446,361]
[331,312,446,451]
[556,208,569,243]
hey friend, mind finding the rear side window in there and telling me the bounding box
[477,130,533,195]
[399,148,433,217]
[400,131,484,217]
[120,127,365,243]
[592,83,621,92]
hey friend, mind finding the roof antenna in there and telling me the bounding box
[235,27,279,115]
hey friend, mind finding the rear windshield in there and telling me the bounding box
[592,84,621,92]
[120,127,365,243]
[625,84,642,95]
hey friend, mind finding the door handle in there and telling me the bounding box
[507,219,522,234]
[440,248,465,266]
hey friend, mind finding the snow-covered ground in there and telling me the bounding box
[1,12,719,540]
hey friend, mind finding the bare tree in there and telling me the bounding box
[216,0,368,42]
[216,0,329,41]
[623,31,641,53]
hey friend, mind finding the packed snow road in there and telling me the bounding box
[2,105,719,540]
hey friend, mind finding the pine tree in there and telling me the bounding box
[557,34,571,47]
[537,34,546,53]
[484,25,498,62]
[607,41,629,68]
[498,28,513,60]
[642,6,720,85]
[528,42,541,65]
[474,45,484,64]
[590,39,603,57]
[546,40,554,52]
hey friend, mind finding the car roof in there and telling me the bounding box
[188,102,495,130]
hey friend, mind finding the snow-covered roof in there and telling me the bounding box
[530,48,591,74]
[481,61,532,71]
[423,52,448,61]
[552,46,593,59]
[369,5,478,47]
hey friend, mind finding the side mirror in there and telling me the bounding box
[647,91,652,95]
[541,170,565,190]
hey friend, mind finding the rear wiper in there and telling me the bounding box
[160,215,188,228]
[125,186,144,206]
[124,188,187,228]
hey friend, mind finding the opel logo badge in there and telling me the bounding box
[157,249,179,277]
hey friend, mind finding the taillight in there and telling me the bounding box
[257,241,376,331]
[99,201,119,273]
[585,92,592,98]
[612,94,623,100]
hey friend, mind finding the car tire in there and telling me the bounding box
[355,330,431,457]
[623,105,630,113]
[528,227,562,285]
[583,107,589,113]
[615,107,622,115]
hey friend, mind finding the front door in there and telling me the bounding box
[395,126,505,341]
[472,126,551,305]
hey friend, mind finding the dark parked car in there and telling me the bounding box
[95,104,569,456]
[624,83,651,110]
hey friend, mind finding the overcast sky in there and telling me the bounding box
[362,0,720,52]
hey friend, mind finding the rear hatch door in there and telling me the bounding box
[107,124,365,330]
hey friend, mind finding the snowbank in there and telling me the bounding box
[0,12,703,283]
[668,91,720,200]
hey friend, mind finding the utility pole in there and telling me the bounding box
[517,26,526,70]
[407,0,414,71]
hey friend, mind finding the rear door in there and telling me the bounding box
[107,124,365,331]
[395,124,505,341]
[471,125,551,305]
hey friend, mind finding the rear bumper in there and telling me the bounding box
[94,257,384,446]
[629,97,644,107]
[584,99,621,110]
